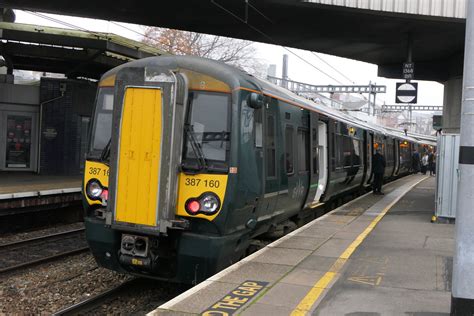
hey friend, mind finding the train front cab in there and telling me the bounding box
[83,61,251,283]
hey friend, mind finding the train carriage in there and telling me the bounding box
[83,55,435,283]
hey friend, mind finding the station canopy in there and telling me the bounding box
[0,22,167,79]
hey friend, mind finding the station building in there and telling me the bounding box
[0,19,166,175]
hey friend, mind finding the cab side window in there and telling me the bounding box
[266,114,276,178]
[285,125,294,174]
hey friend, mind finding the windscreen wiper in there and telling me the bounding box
[184,124,208,171]
[100,139,111,162]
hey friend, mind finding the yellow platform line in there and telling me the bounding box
[291,176,428,316]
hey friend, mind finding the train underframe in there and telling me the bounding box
[85,217,249,284]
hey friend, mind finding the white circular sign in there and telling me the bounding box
[396,83,416,103]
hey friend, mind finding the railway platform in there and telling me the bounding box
[152,175,454,315]
[0,173,82,232]
[0,172,81,199]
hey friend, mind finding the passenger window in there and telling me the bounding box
[266,114,276,177]
[298,129,309,172]
[312,128,318,175]
[285,125,294,174]
[387,139,394,162]
[255,108,263,148]
[354,140,362,166]
[335,134,344,169]
[343,136,352,167]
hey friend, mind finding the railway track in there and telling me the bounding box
[53,278,184,315]
[52,278,139,315]
[0,228,89,274]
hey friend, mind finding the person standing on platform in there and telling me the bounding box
[412,150,421,173]
[421,153,429,175]
[428,151,435,176]
[372,148,386,195]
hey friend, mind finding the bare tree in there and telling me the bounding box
[142,27,267,77]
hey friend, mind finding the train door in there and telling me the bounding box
[277,103,309,215]
[393,139,400,176]
[313,120,328,203]
[366,132,373,184]
[384,137,395,178]
[109,70,185,233]
[260,98,280,217]
[304,112,319,208]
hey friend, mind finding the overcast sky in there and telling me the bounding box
[13,10,444,106]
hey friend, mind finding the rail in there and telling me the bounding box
[0,228,89,274]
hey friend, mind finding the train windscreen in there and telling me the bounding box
[90,87,114,155]
[183,91,231,172]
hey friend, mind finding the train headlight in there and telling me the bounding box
[86,179,103,200]
[185,199,201,215]
[199,193,220,214]
[184,193,221,215]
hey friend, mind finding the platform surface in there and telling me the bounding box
[152,175,454,315]
[0,172,81,199]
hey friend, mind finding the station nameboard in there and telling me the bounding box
[396,82,418,104]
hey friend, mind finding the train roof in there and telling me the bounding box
[100,55,436,145]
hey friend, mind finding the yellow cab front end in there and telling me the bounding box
[83,57,240,283]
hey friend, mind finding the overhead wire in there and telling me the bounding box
[23,10,249,59]
[24,8,346,85]
[108,21,189,55]
[211,0,388,109]
[210,0,386,111]
[210,0,345,85]
[113,12,365,103]
[310,52,355,84]
[25,11,96,33]
[22,8,384,107]
[21,10,178,55]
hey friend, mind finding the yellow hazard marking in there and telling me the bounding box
[176,173,228,221]
[291,177,428,315]
[131,258,143,266]
[346,256,388,287]
[181,69,231,93]
[83,160,109,206]
[98,74,116,87]
[116,87,162,227]
[347,275,382,286]
[201,281,268,315]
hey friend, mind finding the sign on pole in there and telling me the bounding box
[403,62,415,80]
[396,82,418,104]
[433,115,443,130]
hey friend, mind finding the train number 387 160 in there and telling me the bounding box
[89,167,109,176]
[184,178,220,188]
